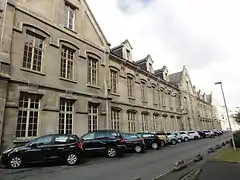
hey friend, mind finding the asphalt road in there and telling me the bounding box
[0,134,230,180]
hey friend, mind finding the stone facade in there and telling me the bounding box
[0,0,220,151]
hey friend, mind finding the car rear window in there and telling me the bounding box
[54,135,68,144]
[142,134,154,138]
[123,134,139,139]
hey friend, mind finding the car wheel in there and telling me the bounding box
[184,137,189,142]
[160,141,165,147]
[8,155,23,169]
[177,138,182,143]
[151,142,159,150]
[107,147,117,158]
[134,145,143,153]
[171,139,177,145]
[194,136,199,140]
[66,153,78,166]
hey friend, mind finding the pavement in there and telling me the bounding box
[198,160,240,180]
[0,134,230,180]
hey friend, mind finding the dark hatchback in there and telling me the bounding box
[121,133,146,153]
[137,132,161,150]
[80,130,126,158]
[1,134,83,169]
[197,131,206,138]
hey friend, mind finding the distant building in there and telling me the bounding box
[0,0,220,151]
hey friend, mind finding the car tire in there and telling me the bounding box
[160,141,165,147]
[194,136,199,140]
[66,152,78,166]
[184,137,189,142]
[177,138,182,143]
[8,155,23,169]
[107,147,117,158]
[171,139,177,145]
[151,142,159,150]
[134,145,143,153]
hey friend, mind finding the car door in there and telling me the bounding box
[142,133,153,148]
[35,135,55,161]
[93,131,108,152]
[52,135,70,160]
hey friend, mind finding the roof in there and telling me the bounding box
[169,71,183,86]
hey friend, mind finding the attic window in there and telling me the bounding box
[126,49,130,60]
[149,63,153,72]
[65,3,76,30]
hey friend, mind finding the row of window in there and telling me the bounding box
[16,93,177,138]
[23,32,99,86]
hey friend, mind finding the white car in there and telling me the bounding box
[178,131,191,142]
[165,132,178,145]
[172,132,183,143]
[187,131,201,140]
[202,130,215,138]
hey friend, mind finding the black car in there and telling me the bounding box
[136,132,161,150]
[1,134,83,169]
[121,133,145,153]
[197,131,206,138]
[80,130,126,158]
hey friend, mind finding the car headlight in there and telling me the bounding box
[3,148,13,154]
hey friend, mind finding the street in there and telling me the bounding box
[0,134,230,180]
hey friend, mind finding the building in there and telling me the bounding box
[0,0,220,151]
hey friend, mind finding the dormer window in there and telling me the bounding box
[149,63,153,72]
[126,49,130,60]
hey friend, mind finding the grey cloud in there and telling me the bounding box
[117,0,154,13]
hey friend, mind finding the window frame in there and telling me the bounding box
[127,111,136,133]
[141,113,149,131]
[110,69,118,93]
[16,93,41,138]
[88,103,99,132]
[65,3,76,30]
[60,45,75,80]
[140,81,147,101]
[127,76,134,98]
[87,56,99,86]
[111,109,120,131]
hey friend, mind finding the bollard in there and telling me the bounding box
[222,142,226,146]
[216,144,221,149]
[194,153,203,162]
[208,147,214,153]
[173,160,187,171]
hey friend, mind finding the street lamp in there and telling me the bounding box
[215,81,236,151]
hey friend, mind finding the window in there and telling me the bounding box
[157,91,161,107]
[126,49,130,60]
[36,136,53,145]
[59,98,74,134]
[152,87,157,104]
[60,46,74,80]
[82,132,95,140]
[149,63,153,72]
[142,133,154,138]
[110,70,118,93]
[65,4,75,30]
[94,132,107,139]
[168,94,172,108]
[16,93,40,138]
[153,115,158,131]
[54,135,68,144]
[127,76,134,97]
[127,111,136,132]
[161,91,166,107]
[88,56,98,86]
[111,109,120,131]
[23,32,44,72]
[141,82,146,100]
[88,103,98,131]
[142,113,148,131]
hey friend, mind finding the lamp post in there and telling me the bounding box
[215,81,236,151]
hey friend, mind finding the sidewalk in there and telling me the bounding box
[199,161,240,180]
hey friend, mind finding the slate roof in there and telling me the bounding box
[169,71,182,86]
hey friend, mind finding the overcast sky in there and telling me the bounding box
[87,0,240,111]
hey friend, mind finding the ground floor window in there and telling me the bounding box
[128,111,136,132]
[16,93,40,138]
[142,113,148,131]
[111,109,120,131]
[59,98,74,134]
[88,103,98,131]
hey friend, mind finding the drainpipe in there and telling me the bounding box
[104,48,110,130]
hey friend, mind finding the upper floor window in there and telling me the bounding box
[152,87,157,104]
[126,49,130,60]
[23,32,44,72]
[60,46,74,80]
[141,82,147,101]
[111,109,120,131]
[127,76,134,97]
[88,56,98,86]
[88,103,99,131]
[110,70,118,93]
[149,63,153,72]
[65,3,75,30]
[142,113,148,131]
[128,111,136,132]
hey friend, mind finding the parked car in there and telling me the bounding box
[121,133,145,153]
[165,132,178,145]
[202,130,215,138]
[137,132,162,150]
[213,129,223,136]
[80,130,126,158]
[178,131,191,142]
[197,131,206,138]
[173,132,183,143]
[187,131,201,140]
[1,134,83,169]
[152,131,169,147]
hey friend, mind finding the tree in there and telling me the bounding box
[233,112,240,124]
